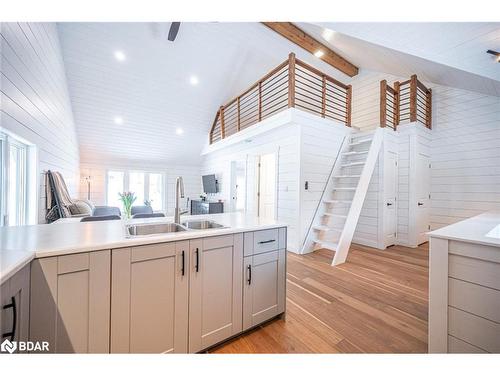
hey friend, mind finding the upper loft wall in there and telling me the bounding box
[347,69,500,229]
[0,22,80,223]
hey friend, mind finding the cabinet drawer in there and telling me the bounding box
[244,229,280,256]
[448,307,500,353]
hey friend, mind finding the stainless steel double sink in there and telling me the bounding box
[126,220,225,237]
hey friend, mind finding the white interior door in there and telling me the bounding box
[257,153,276,219]
[230,159,246,212]
[416,152,431,244]
[383,151,398,247]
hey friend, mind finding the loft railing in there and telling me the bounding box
[209,53,352,144]
[380,74,432,130]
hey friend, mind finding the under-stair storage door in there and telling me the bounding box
[30,251,111,353]
[110,242,189,353]
[383,151,398,247]
[189,234,243,353]
[243,248,285,330]
[416,152,431,244]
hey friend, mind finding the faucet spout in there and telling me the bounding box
[174,177,185,224]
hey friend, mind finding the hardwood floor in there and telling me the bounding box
[210,242,429,353]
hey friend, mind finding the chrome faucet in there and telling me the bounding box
[174,176,188,224]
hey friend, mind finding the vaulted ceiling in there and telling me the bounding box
[58,22,500,166]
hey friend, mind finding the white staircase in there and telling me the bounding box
[301,128,384,266]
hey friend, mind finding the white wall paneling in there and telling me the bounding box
[1,22,80,223]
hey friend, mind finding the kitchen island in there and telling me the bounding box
[0,213,287,353]
[428,211,500,353]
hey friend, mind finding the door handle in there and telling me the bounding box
[386,202,393,206]
[247,265,252,285]
[181,250,185,276]
[195,248,200,272]
[2,296,17,342]
[418,202,424,206]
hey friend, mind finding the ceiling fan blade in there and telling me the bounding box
[168,22,181,41]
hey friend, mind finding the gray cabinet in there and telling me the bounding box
[243,228,286,330]
[188,234,243,352]
[110,242,189,353]
[243,249,286,330]
[1,264,30,352]
[191,200,224,215]
[30,251,111,353]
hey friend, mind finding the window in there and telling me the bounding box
[106,170,164,211]
[0,130,36,226]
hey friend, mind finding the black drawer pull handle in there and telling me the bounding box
[247,265,252,285]
[386,202,393,206]
[418,202,424,206]
[258,239,276,244]
[2,296,17,342]
[181,250,185,276]
[195,248,200,272]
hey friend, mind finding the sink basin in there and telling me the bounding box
[181,220,225,230]
[127,223,187,236]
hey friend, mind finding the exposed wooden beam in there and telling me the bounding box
[262,22,359,77]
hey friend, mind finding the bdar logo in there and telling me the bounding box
[1,339,17,354]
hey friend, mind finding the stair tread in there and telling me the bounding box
[351,130,376,138]
[333,187,356,191]
[323,199,353,204]
[350,139,372,146]
[342,151,369,156]
[334,175,361,178]
[313,225,342,232]
[341,161,365,167]
[324,212,347,218]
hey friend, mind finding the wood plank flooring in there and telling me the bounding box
[210,242,429,353]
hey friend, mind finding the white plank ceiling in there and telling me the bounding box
[57,22,500,166]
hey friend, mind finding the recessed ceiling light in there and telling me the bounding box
[189,75,199,85]
[113,116,124,125]
[322,29,335,41]
[176,128,184,135]
[314,50,325,58]
[114,50,126,62]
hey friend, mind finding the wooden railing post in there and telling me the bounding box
[258,82,262,121]
[410,74,417,123]
[426,89,432,129]
[321,75,326,118]
[220,106,225,139]
[237,97,241,131]
[380,80,387,127]
[288,53,296,108]
[394,81,400,128]
[346,85,352,127]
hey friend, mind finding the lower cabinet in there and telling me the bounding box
[188,234,243,352]
[1,264,30,352]
[110,241,189,353]
[30,251,111,353]
[243,249,286,330]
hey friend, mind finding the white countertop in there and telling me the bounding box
[0,212,286,284]
[428,211,500,247]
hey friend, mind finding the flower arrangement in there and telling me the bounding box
[118,192,137,219]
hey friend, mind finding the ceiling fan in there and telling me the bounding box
[486,49,499,62]
[168,22,181,41]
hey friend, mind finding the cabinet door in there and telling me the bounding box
[189,234,243,352]
[30,251,111,353]
[243,249,286,330]
[111,242,189,353]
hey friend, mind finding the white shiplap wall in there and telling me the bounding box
[79,161,201,216]
[0,22,80,223]
[348,69,500,232]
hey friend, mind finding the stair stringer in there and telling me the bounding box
[332,127,384,266]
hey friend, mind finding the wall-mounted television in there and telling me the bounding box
[202,174,218,194]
